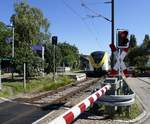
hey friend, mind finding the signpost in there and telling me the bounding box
[42,46,45,77]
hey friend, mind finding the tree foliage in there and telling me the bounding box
[126,47,148,66]
[44,43,62,73]
[0,21,12,58]
[44,42,80,73]
[10,1,50,76]
[1,1,80,76]
[129,34,137,48]
[141,34,150,49]
[125,34,149,70]
[11,1,49,46]
[58,42,79,68]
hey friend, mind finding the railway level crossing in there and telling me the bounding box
[35,30,136,124]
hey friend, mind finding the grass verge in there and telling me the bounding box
[114,99,142,120]
[0,75,74,98]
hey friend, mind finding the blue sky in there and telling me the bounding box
[0,0,150,55]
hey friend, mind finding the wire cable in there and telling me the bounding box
[80,0,111,22]
[62,0,101,46]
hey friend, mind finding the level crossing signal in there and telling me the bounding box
[117,30,129,48]
[52,36,58,45]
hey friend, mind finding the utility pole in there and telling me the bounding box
[12,26,14,58]
[11,26,14,80]
[111,0,115,68]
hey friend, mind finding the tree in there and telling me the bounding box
[45,43,62,73]
[129,34,137,48]
[58,42,80,69]
[126,47,148,66]
[142,34,150,49]
[10,1,49,46]
[0,21,12,58]
[10,1,50,76]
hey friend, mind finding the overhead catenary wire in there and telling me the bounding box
[80,0,111,22]
[62,0,101,47]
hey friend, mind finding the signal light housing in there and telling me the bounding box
[52,36,58,45]
[117,30,129,48]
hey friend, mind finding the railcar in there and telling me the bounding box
[89,51,109,74]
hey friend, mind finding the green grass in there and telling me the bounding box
[114,99,142,120]
[0,75,74,98]
[87,99,142,120]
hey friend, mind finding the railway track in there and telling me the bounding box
[15,77,104,107]
[31,77,106,124]
[0,77,105,124]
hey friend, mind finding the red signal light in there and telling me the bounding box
[120,31,128,39]
[118,30,129,47]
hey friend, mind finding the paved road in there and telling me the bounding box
[126,77,150,124]
[0,100,50,124]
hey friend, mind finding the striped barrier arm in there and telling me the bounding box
[49,84,111,124]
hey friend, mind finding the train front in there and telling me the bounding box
[89,51,109,75]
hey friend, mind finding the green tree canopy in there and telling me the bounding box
[10,1,49,46]
[125,34,149,70]
[44,42,80,73]
[45,43,62,73]
[141,34,150,49]
[129,34,137,48]
[0,21,12,58]
[10,1,50,76]
[58,42,79,68]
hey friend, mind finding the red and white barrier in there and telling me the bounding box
[49,84,111,124]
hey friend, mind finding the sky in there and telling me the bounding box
[0,0,150,55]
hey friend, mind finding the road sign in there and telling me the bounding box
[5,37,13,44]
[109,43,129,77]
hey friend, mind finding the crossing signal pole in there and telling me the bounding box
[111,0,115,68]
[52,36,58,81]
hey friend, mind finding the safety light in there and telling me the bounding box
[117,30,129,48]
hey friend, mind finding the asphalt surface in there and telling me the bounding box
[0,101,50,124]
[126,77,150,124]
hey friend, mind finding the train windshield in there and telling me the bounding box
[91,51,104,64]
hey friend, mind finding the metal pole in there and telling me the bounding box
[24,63,26,90]
[0,59,2,90]
[42,46,45,77]
[12,26,14,58]
[53,45,56,81]
[111,0,115,68]
[11,26,14,80]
